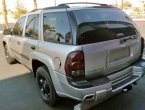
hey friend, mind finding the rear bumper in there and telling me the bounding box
[50,59,145,102]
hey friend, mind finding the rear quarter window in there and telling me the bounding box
[73,8,138,45]
[43,12,72,44]
[25,14,39,39]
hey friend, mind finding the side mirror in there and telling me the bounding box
[3,29,12,35]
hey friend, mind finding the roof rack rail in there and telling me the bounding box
[30,8,42,13]
[58,2,109,7]
[29,5,69,13]
[29,2,111,13]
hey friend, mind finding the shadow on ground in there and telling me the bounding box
[1,71,145,110]
[0,73,78,110]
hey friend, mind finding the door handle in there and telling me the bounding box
[31,45,36,50]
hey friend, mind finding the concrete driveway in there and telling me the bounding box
[0,22,145,110]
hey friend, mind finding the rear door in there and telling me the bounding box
[73,8,141,80]
[21,13,40,68]
[106,34,140,74]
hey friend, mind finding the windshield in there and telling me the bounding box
[73,8,138,45]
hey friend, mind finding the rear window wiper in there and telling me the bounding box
[120,35,137,44]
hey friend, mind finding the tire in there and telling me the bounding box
[4,45,16,64]
[36,66,59,106]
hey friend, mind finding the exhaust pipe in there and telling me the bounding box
[122,84,132,93]
[82,94,95,102]
[133,82,137,85]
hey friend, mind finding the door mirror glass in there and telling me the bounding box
[3,29,12,35]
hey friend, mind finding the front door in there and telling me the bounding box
[10,16,26,62]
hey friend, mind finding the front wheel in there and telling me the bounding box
[4,45,16,64]
[36,66,59,106]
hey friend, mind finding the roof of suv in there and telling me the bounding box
[29,2,116,13]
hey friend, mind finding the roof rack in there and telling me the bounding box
[58,2,109,7]
[29,5,68,13]
[29,2,111,13]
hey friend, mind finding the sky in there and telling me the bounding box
[0,0,144,11]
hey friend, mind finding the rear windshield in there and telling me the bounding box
[73,8,138,45]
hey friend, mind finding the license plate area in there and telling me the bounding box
[109,46,130,63]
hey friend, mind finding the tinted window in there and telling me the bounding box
[43,12,72,44]
[13,16,26,36]
[25,14,39,39]
[73,8,138,45]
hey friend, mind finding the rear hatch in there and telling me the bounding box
[73,8,141,80]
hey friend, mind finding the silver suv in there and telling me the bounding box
[2,2,145,106]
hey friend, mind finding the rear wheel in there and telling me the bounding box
[36,66,59,106]
[4,45,16,64]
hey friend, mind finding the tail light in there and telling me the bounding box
[65,51,85,79]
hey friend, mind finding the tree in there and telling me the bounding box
[2,0,9,29]
[123,1,132,9]
[13,1,28,19]
[122,0,124,9]
[133,7,141,13]
[0,11,2,14]
[33,0,37,9]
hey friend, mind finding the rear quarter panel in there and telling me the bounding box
[37,41,83,74]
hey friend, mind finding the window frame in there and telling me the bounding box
[12,16,26,37]
[71,8,138,45]
[42,9,73,45]
[24,13,40,40]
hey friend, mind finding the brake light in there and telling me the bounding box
[65,51,85,78]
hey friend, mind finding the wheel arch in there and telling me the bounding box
[32,59,46,77]
[3,41,6,46]
[32,58,55,77]
[2,39,14,58]
[31,52,55,76]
